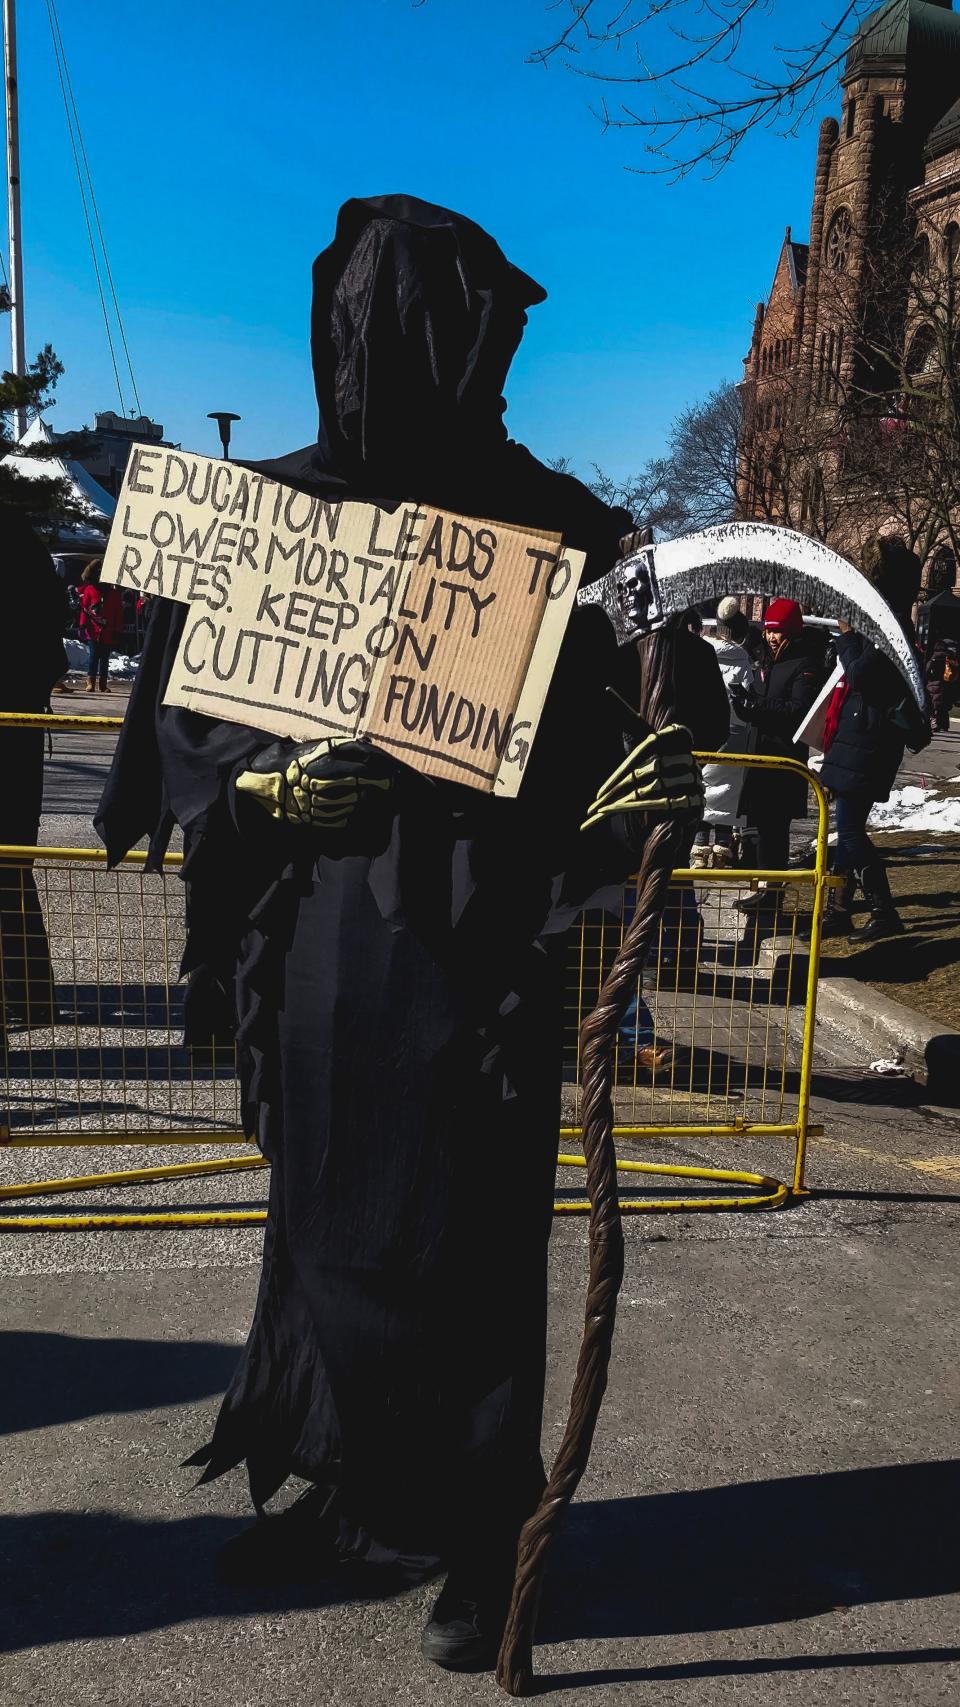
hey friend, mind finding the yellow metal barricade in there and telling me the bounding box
[0,714,833,1228]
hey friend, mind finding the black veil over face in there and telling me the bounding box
[310,195,546,495]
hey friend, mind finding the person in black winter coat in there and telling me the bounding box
[731,598,823,895]
[819,536,922,940]
[673,619,732,752]
[655,615,730,962]
[611,613,729,1060]
[0,505,68,1027]
[925,637,958,732]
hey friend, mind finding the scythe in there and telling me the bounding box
[495,523,921,1695]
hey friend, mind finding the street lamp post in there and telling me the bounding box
[208,411,240,459]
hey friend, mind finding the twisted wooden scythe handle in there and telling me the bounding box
[496,625,685,1696]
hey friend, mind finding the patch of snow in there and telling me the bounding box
[869,785,960,833]
[63,638,139,677]
[869,1057,907,1077]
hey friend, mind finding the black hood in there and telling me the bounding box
[308,195,546,495]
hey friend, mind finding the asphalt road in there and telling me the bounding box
[1,1029,959,1707]
[37,682,131,851]
[2,691,958,1705]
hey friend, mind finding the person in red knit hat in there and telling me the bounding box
[730,598,825,909]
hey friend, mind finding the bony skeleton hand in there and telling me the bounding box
[235,738,394,831]
[581,724,703,833]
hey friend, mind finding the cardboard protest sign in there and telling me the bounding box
[793,660,844,753]
[101,447,585,796]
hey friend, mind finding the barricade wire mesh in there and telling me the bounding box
[565,871,810,1131]
[0,717,833,1226]
[0,855,242,1142]
[1,858,812,1147]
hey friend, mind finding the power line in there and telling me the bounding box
[46,0,131,410]
[46,0,142,417]
[44,0,125,411]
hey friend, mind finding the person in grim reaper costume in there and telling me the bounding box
[96,196,701,1672]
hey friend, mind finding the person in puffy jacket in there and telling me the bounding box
[819,537,922,940]
[78,560,125,693]
[731,598,824,906]
[693,597,755,867]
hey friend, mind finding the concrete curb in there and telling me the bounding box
[814,975,960,1102]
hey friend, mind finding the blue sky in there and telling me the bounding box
[10,0,837,482]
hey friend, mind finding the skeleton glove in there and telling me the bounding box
[581,724,703,834]
[236,738,395,834]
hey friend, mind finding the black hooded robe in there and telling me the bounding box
[96,198,642,1576]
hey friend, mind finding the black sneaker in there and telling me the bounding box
[216,1486,340,1587]
[420,1573,510,1673]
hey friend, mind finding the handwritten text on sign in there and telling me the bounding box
[101,447,584,795]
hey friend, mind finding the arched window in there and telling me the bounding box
[906,324,939,378]
[946,224,960,272]
[825,207,853,273]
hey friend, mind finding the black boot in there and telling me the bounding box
[850,861,904,941]
[821,868,855,938]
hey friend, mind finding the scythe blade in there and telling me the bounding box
[578,521,925,711]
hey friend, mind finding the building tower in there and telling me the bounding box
[738,1,960,560]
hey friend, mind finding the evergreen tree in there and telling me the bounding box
[0,344,97,535]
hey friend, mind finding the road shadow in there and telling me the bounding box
[1,1460,957,1666]
[0,1510,419,1656]
[809,1069,924,1107]
[540,1460,960,1670]
[2,1045,237,1081]
[0,1330,240,1436]
[540,1646,960,1690]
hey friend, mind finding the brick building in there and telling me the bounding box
[738,0,960,591]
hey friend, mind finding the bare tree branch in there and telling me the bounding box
[591,379,741,536]
[528,1,872,177]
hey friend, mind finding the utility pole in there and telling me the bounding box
[3,0,26,442]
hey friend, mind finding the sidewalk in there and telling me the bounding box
[786,726,960,1079]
